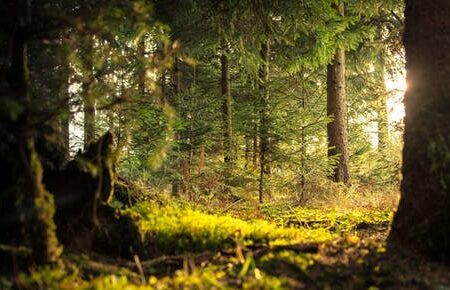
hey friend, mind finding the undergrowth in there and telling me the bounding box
[4,194,450,290]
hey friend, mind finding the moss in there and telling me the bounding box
[282,208,393,233]
[27,139,63,265]
[130,202,335,254]
[7,200,450,290]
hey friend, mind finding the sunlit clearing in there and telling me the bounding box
[385,72,406,124]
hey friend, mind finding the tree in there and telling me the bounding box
[1,0,170,266]
[389,0,450,263]
[258,40,270,203]
[327,2,350,185]
[1,0,63,266]
[343,1,404,186]
[221,47,234,170]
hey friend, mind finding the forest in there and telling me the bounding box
[0,0,449,289]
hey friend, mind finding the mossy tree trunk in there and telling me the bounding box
[7,0,63,266]
[23,141,63,265]
[389,0,450,263]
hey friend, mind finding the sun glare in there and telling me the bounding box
[385,72,406,125]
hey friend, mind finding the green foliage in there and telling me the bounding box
[127,0,403,198]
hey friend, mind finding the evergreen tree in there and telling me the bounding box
[326,1,350,185]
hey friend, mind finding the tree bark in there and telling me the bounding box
[327,3,350,186]
[389,0,450,263]
[258,40,270,203]
[327,4,350,185]
[327,48,349,185]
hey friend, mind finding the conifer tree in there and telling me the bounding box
[327,2,350,186]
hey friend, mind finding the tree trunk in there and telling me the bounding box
[389,0,450,263]
[6,0,63,265]
[221,50,234,169]
[258,40,270,203]
[252,119,258,167]
[299,93,307,203]
[327,3,350,185]
[171,57,182,196]
[24,141,63,265]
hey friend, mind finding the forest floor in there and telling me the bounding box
[2,193,450,290]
